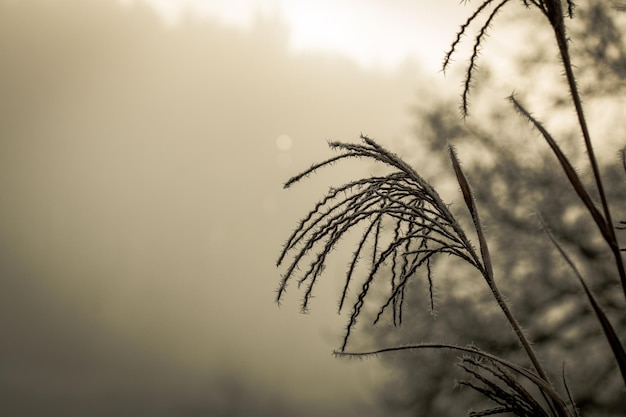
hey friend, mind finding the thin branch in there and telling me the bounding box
[334,343,572,417]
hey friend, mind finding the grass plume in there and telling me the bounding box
[276,135,483,351]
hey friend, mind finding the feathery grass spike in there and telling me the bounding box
[277,136,482,350]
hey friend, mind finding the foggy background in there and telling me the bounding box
[0,0,479,415]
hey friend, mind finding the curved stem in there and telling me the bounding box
[449,148,553,388]
[482,263,560,417]
[336,344,572,417]
[550,10,626,300]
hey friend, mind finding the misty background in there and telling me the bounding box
[0,0,481,415]
[0,0,626,417]
[4,1,626,416]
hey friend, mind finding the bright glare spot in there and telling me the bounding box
[275,134,293,151]
[282,2,408,69]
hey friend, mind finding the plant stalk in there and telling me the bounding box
[449,148,555,395]
[550,5,626,300]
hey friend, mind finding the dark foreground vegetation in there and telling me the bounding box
[277,2,626,415]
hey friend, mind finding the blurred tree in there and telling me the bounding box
[363,2,626,416]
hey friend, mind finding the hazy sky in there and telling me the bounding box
[120,0,469,71]
[0,1,494,416]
